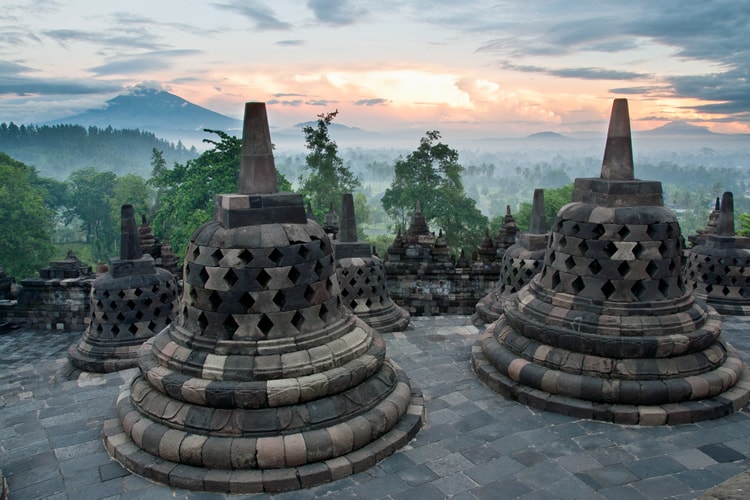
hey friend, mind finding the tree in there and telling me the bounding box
[299,111,361,221]
[65,167,118,261]
[0,153,55,279]
[150,129,292,260]
[381,130,488,252]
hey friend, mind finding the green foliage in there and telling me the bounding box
[0,122,197,179]
[299,111,361,220]
[0,153,55,279]
[65,167,118,261]
[381,131,488,252]
[506,184,574,232]
[150,130,292,260]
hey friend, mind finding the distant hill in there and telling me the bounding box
[643,121,715,136]
[525,131,571,140]
[45,86,243,148]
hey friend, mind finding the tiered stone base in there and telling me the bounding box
[472,311,750,425]
[103,366,424,493]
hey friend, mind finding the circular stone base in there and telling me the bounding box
[67,342,139,373]
[103,374,424,493]
[471,331,750,426]
[702,301,750,317]
[356,303,410,333]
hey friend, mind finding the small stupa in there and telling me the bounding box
[138,215,158,257]
[471,99,750,425]
[493,205,520,258]
[474,189,549,324]
[476,229,497,264]
[68,205,179,372]
[104,103,423,493]
[684,192,750,315]
[334,193,410,332]
[688,197,721,247]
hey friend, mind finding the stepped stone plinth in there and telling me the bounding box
[471,99,750,425]
[103,102,423,493]
[334,194,409,332]
[684,192,750,315]
[68,205,179,372]
[474,189,549,324]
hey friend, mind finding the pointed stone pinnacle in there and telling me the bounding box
[415,200,422,213]
[715,197,721,211]
[529,189,547,234]
[120,204,143,260]
[238,102,278,195]
[600,98,634,181]
[340,193,358,242]
[717,191,735,236]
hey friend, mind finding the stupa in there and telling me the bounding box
[138,215,158,257]
[68,205,179,372]
[688,197,721,247]
[334,194,410,333]
[104,103,423,493]
[474,189,549,324]
[471,99,750,425]
[493,205,520,258]
[684,192,750,315]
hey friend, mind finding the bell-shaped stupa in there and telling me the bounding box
[684,192,750,315]
[104,103,423,493]
[474,189,549,324]
[471,99,750,425]
[493,205,520,258]
[68,205,179,372]
[334,194,410,332]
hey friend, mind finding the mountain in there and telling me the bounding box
[525,131,571,140]
[45,87,242,147]
[643,121,716,136]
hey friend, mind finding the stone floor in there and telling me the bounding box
[2,315,750,499]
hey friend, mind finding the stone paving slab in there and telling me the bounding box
[2,317,750,498]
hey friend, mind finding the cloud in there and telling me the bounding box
[306,0,367,26]
[276,39,304,46]
[212,1,290,30]
[355,98,389,106]
[0,59,120,95]
[268,99,303,107]
[88,50,202,76]
[501,62,649,81]
[43,28,164,51]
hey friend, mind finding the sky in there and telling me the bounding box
[1,0,749,138]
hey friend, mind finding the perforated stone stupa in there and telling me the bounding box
[68,205,179,372]
[103,103,423,493]
[471,99,750,425]
[474,189,549,324]
[684,192,750,315]
[334,194,409,332]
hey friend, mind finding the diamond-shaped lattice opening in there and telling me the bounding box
[111,324,120,337]
[364,277,371,285]
[182,305,189,320]
[318,303,329,322]
[160,293,171,304]
[192,246,201,260]
[135,310,144,320]
[705,284,714,293]
[617,261,630,278]
[721,286,731,296]
[589,259,602,275]
[129,323,139,335]
[357,286,365,296]
[134,288,143,297]
[239,292,255,311]
[256,269,271,289]
[632,243,644,259]
[558,235,567,248]
[116,312,126,321]
[349,277,358,287]
[126,300,136,310]
[547,251,556,265]
[153,307,161,317]
[326,278,334,293]
[208,290,222,310]
[298,244,311,260]
[96,324,104,333]
[631,280,647,300]
[578,240,589,255]
[601,280,615,299]
[272,290,287,309]
[730,276,739,286]
[212,248,224,265]
[197,312,209,330]
[304,285,316,303]
[568,223,580,236]
[198,267,209,285]
[223,315,239,337]
[239,249,254,266]
[646,261,658,278]
[223,269,239,287]
[551,270,561,289]
[291,311,305,330]
[188,287,198,301]
[102,290,110,299]
[349,300,358,309]
[118,290,127,299]
[604,242,618,258]
[288,266,301,284]
[617,225,631,240]
[341,288,350,298]
[95,300,104,310]
[646,224,660,240]
[658,279,670,297]
[313,260,325,278]
[356,267,364,276]
[571,276,584,293]
[365,298,373,307]
[740,287,748,298]
[593,224,605,239]
[269,248,284,265]
[148,320,157,331]
[564,255,576,271]
[669,260,677,272]
[258,314,274,336]
[666,223,677,238]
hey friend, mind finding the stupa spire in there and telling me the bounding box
[340,193,357,242]
[600,98,634,180]
[238,102,278,194]
[120,204,143,260]
[529,188,547,234]
[717,191,735,236]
